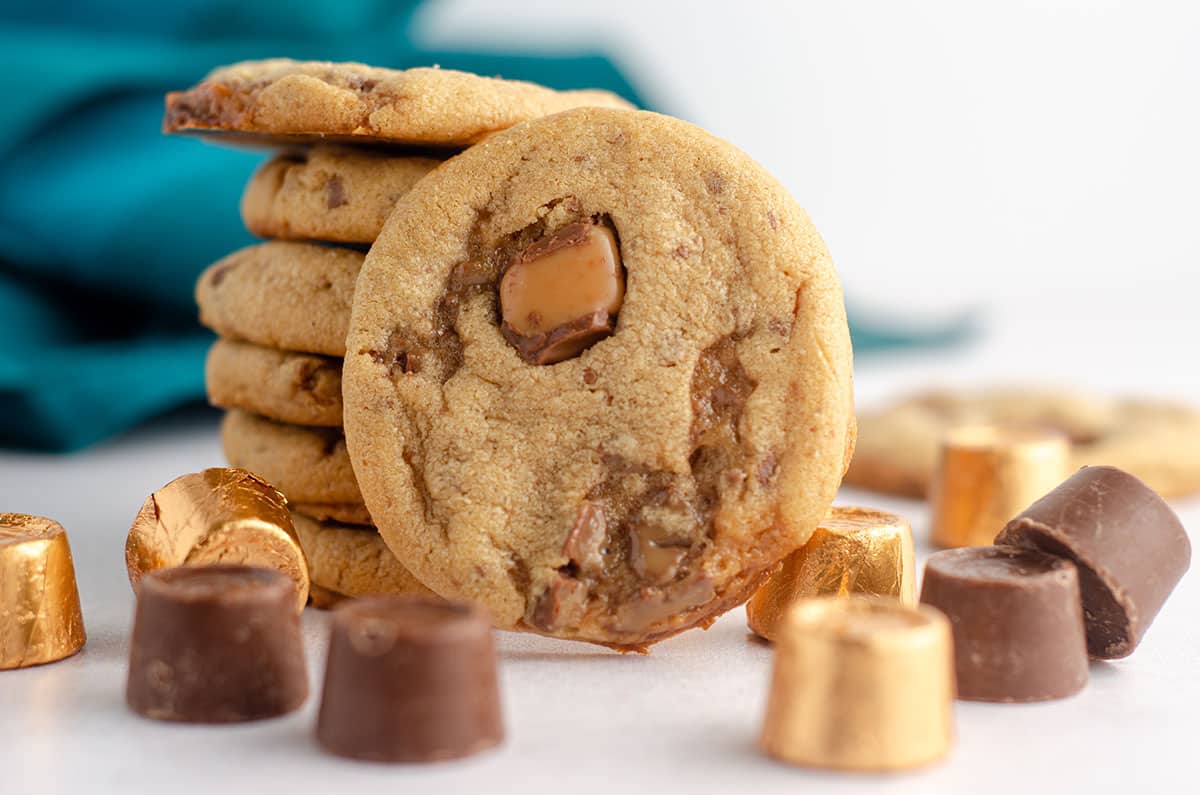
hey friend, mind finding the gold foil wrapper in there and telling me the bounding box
[930,425,1070,548]
[748,506,915,642]
[760,596,955,771]
[126,468,310,611]
[1,514,87,669]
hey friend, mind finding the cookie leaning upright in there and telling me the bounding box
[344,107,855,649]
[164,59,634,147]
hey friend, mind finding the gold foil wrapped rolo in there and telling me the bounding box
[747,506,915,641]
[930,425,1070,548]
[1,514,87,669]
[126,468,310,611]
[760,596,955,771]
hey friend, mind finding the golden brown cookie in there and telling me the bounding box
[241,146,440,244]
[220,410,361,504]
[196,241,362,357]
[164,59,634,147]
[206,339,343,427]
[846,388,1200,498]
[291,512,434,602]
[343,107,854,650]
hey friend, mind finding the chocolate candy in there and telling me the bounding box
[317,596,503,762]
[930,425,1070,547]
[126,565,308,722]
[747,505,916,641]
[996,465,1191,659]
[1,514,87,669]
[499,220,625,365]
[126,468,310,611]
[760,597,955,771]
[920,546,1088,702]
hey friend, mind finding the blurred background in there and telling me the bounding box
[1,0,1197,450]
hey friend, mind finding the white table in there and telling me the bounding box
[1,283,1196,794]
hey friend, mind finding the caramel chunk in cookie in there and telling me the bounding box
[499,222,624,365]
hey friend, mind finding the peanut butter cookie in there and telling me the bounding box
[242,146,440,244]
[165,59,633,147]
[220,410,361,504]
[206,339,343,427]
[344,107,855,650]
[196,241,361,356]
[846,388,1200,498]
[291,513,434,603]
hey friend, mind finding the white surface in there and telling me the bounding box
[1,281,1197,793]
[418,0,1200,319]
[3,4,1199,787]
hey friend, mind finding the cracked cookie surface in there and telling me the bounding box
[344,107,854,649]
[241,146,440,244]
[165,59,634,147]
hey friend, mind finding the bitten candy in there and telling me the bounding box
[317,596,503,762]
[760,597,955,771]
[996,465,1191,659]
[930,425,1070,548]
[920,546,1088,702]
[1,514,87,670]
[126,468,310,611]
[126,565,308,722]
[747,506,916,641]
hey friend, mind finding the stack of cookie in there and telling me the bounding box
[171,59,633,605]
[170,60,859,652]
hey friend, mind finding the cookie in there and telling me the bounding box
[291,512,434,602]
[220,410,361,504]
[164,59,634,147]
[242,146,440,244]
[291,502,372,527]
[343,107,855,650]
[846,389,1200,498]
[196,241,361,356]
[206,339,343,427]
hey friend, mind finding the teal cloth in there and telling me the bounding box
[0,1,958,451]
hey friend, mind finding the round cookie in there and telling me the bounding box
[220,410,361,504]
[206,339,343,427]
[343,107,855,650]
[196,241,361,356]
[846,389,1200,498]
[164,59,634,147]
[291,513,434,603]
[241,147,441,244]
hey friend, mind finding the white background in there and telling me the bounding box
[2,2,1199,792]
[418,0,1200,320]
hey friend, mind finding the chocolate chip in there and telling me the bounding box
[325,176,347,209]
[529,574,588,633]
[208,260,239,287]
[758,453,778,487]
[563,501,606,575]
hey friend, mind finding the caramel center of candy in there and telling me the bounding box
[499,222,625,365]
